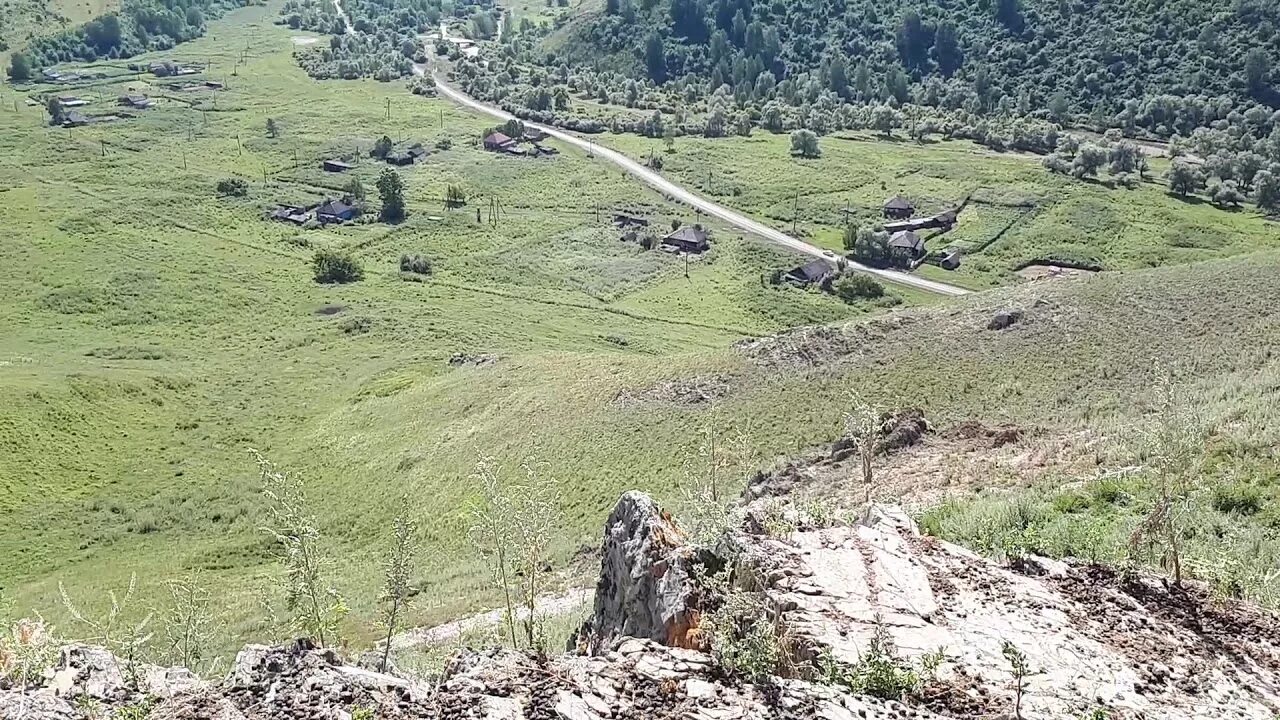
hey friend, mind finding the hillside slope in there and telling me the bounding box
[555,0,1279,132]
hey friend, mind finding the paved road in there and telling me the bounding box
[427,76,969,297]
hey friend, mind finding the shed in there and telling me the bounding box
[406,143,428,160]
[883,195,915,219]
[118,94,153,109]
[385,151,416,166]
[316,198,357,224]
[57,96,89,108]
[62,111,90,127]
[932,208,959,227]
[662,226,710,253]
[322,159,356,172]
[613,213,650,229]
[889,230,926,259]
[940,247,963,270]
[523,127,548,142]
[785,259,836,286]
[270,206,311,225]
[483,132,515,151]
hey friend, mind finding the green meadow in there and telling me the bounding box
[2,0,1279,659]
[602,131,1280,290]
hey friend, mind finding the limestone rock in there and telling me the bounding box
[576,491,704,653]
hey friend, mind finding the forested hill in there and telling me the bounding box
[570,0,1279,134]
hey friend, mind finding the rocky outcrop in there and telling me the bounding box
[574,491,705,653]
[584,496,1280,720]
[4,494,1278,720]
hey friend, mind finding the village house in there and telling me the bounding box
[483,132,516,152]
[118,94,153,110]
[315,198,358,225]
[662,226,710,253]
[322,159,356,173]
[882,195,915,219]
[889,230,926,262]
[784,259,836,287]
[56,96,89,108]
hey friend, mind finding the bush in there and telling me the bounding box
[399,253,432,275]
[1212,484,1265,516]
[312,250,363,284]
[833,273,885,303]
[215,178,248,197]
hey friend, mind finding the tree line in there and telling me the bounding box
[7,0,247,80]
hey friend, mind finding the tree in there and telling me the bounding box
[1209,178,1244,207]
[377,497,415,673]
[842,224,859,251]
[1255,170,1280,212]
[871,105,899,137]
[1047,92,1069,122]
[933,21,962,76]
[371,135,394,159]
[7,53,31,83]
[834,273,885,303]
[312,250,364,283]
[851,228,892,267]
[1108,140,1139,176]
[1166,161,1203,197]
[1071,143,1107,178]
[345,177,366,202]
[377,169,406,222]
[644,31,666,83]
[266,118,279,138]
[1244,48,1270,92]
[790,129,821,158]
[45,97,65,123]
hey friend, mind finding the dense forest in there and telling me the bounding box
[283,0,497,80]
[569,0,1279,137]
[6,0,249,76]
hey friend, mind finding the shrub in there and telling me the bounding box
[818,625,922,701]
[312,250,364,284]
[1212,484,1265,516]
[399,253,432,275]
[215,178,249,197]
[834,273,885,303]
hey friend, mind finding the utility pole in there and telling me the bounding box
[684,253,689,279]
[792,192,800,234]
[237,134,242,156]
[386,97,391,121]
[440,108,444,128]
[100,140,106,157]
[183,151,187,170]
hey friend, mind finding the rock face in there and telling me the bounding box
[4,495,1278,720]
[574,491,704,653]
[652,499,1280,720]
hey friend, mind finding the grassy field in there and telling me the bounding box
[0,1,906,654]
[0,0,119,58]
[2,0,1278,664]
[602,131,1280,290]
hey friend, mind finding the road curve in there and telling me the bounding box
[429,74,970,297]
